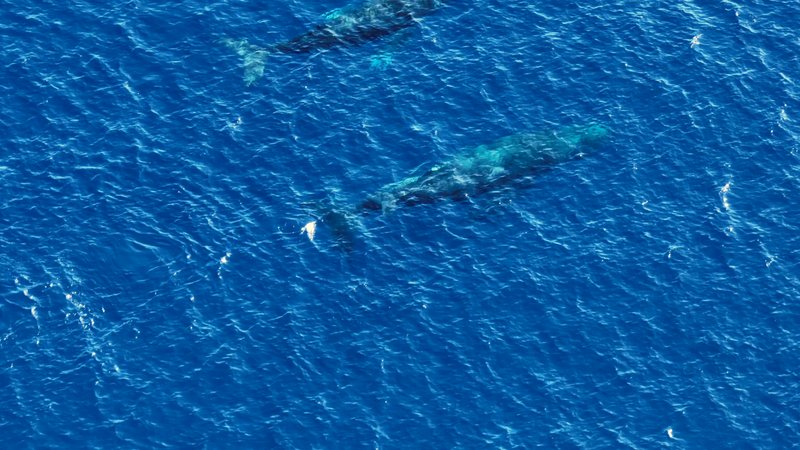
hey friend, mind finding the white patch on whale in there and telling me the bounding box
[301,221,317,241]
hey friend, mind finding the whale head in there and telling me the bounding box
[578,124,609,147]
[533,124,609,163]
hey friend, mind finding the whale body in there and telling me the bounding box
[224,0,445,85]
[360,124,609,211]
[303,124,609,244]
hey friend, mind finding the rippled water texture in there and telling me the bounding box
[1,0,798,447]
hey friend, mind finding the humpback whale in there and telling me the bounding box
[302,124,609,244]
[224,0,445,85]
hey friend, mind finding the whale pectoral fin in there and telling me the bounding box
[222,38,268,86]
[489,166,507,179]
[369,52,394,70]
[320,7,349,21]
[367,29,415,71]
[222,38,250,57]
[320,2,364,22]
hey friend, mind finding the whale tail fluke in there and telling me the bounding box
[301,210,357,251]
[222,38,268,86]
[300,220,318,241]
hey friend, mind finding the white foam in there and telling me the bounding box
[766,256,777,267]
[666,246,681,259]
[720,181,732,210]
[220,252,231,264]
[227,116,243,130]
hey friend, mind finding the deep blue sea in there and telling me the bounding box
[2,0,799,448]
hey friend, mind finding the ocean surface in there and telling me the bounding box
[1,0,799,448]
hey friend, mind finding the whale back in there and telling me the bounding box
[362,124,609,211]
[274,0,444,54]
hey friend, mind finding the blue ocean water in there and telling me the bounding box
[1,0,799,447]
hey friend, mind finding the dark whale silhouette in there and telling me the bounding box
[301,124,610,244]
[223,0,445,85]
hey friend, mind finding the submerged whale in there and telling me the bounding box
[224,0,445,85]
[302,124,610,243]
